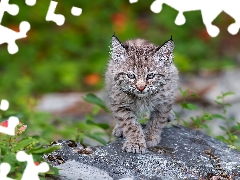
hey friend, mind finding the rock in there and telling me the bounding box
[43,126,240,180]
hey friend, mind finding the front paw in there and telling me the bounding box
[167,110,175,122]
[123,139,146,154]
[112,125,123,137]
[146,135,161,147]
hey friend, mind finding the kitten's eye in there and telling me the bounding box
[147,73,155,79]
[127,73,136,79]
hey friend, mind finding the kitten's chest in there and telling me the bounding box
[135,98,155,115]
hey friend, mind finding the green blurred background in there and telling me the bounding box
[1,0,240,144]
[1,0,239,110]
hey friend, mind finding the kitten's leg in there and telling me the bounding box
[144,110,168,147]
[113,108,146,153]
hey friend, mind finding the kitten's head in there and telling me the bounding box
[110,35,174,97]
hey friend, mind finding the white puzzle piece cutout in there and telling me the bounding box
[129,0,138,3]
[46,1,65,26]
[0,100,49,180]
[0,0,19,22]
[0,99,9,111]
[16,151,49,180]
[71,7,82,16]
[0,0,31,54]
[150,0,240,37]
[0,21,30,54]
[25,0,37,6]
[0,99,19,136]
[0,116,19,136]
[0,163,14,180]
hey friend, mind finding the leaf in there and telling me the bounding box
[215,135,227,142]
[0,145,7,155]
[96,123,110,130]
[77,122,102,132]
[180,102,188,109]
[13,138,37,152]
[202,112,213,121]
[182,90,188,98]
[83,93,109,112]
[219,125,227,131]
[222,92,235,97]
[217,96,222,100]
[85,133,107,145]
[2,153,17,164]
[232,125,240,131]
[186,103,198,110]
[85,119,110,130]
[229,134,238,141]
[86,114,94,122]
[86,118,94,124]
[225,103,231,107]
[27,146,62,155]
[180,103,198,110]
[200,124,208,129]
[214,100,223,106]
[92,105,100,115]
[213,114,225,120]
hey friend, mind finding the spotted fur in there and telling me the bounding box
[105,35,179,153]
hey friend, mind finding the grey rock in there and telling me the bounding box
[43,126,240,180]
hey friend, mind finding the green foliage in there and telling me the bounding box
[176,89,240,150]
[83,93,109,112]
[0,1,239,176]
[0,93,113,179]
[2,99,110,147]
[0,114,60,179]
[213,92,239,146]
[0,0,238,112]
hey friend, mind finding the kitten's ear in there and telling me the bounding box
[153,38,174,66]
[110,35,128,63]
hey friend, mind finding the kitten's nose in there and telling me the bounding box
[137,85,146,91]
[136,81,146,91]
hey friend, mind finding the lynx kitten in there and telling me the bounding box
[105,35,178,153]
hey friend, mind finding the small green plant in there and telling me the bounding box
[176,89,240,150]
[213,92,240,147]
[83,91,240,151]
[79,93,112,145]
[0,93,114,179]
[0,115,60,179]
[175,88,212,128]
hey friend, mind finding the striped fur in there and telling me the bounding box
[105,35,179,153]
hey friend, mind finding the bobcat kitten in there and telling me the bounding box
[105,35,178,153]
